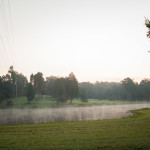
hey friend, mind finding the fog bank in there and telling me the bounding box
[0,103,150,125]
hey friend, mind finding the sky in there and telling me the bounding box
[0,0,150,83]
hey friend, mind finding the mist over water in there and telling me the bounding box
[0,103,150,125]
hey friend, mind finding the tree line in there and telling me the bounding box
[79,78,150,101]
[1,66,150,105]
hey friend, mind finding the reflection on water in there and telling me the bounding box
[0,103,150,125]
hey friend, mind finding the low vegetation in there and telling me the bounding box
[0,96,149,109]
[0,109,150,149]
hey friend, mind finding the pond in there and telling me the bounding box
[0,103,150,125]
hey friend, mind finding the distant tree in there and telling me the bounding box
[67,72,79,104]
[15,73,28,97]
[121,78,137,100]
[139,79,150,100]
[80,88,88,102]
[45,76,56,97]
[32,72,44,98]
[145,18,150,38]
[8,66,17,97]
[54,77,67,103]
[27,83,35,102]
[79,82,92,98]
[94,82,109,99]
[0,77,4,101]
[0,74,13,106]
[7,66,28,98]
[0,75,13,100]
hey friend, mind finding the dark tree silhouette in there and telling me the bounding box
[80,88,88,102]
[145,18,150,38]
[45,76,56,97]
[139,79,150,100]
[121,78,137,100]
[67,72,79,104]
[32,72,44,98]
[54,77,67,103]
[27,83,35,102]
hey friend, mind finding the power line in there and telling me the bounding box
[0,1,8,42]
[7,0,17,64]
[1,0,15,64]
[0,44,8,70]
[7,0,14,43]
[0,0,15,65]
[0,33,11,66]
[1,0,11,46]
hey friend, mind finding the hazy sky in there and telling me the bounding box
[0,0,150,82]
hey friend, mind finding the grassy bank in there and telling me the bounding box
[0,109,150,149]
[0,96,149,109]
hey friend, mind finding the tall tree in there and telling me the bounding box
[121,78,137,100]
[139,79,150,100]
[67,72,79,104]
[15,73,28,97]
[26,83,35,102]
[32,72,44,98]
[0,75,13,102]
[7,66,28,98]
[8,66,17,97]
[45,76,56,97]
[53,77,67,103]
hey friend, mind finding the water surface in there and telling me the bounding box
[0,103,150,125]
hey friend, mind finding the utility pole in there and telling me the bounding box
[16,77,17,98]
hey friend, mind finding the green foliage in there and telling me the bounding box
[79,78,150,101]
[139,79,150,99]
[45,76,56,96]
[7,66,28,97]
[0,75,13,101]
[0,66,27,102]
[54,77,67,103]
[80,88,88,102]
[32,72,45,98]
[121,78,137,100]
[67,72,79,103]
[2,67,150,104]
[79,81,126,100]
[26,83,35,102]
[1,109,150,149]
[52,72,78,104]
[16,73,28,97]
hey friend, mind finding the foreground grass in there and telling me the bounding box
[0,109,150,149]
[0,96,149,109]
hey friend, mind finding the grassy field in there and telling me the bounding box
[0,109,150,149]
[0,96,149,109]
